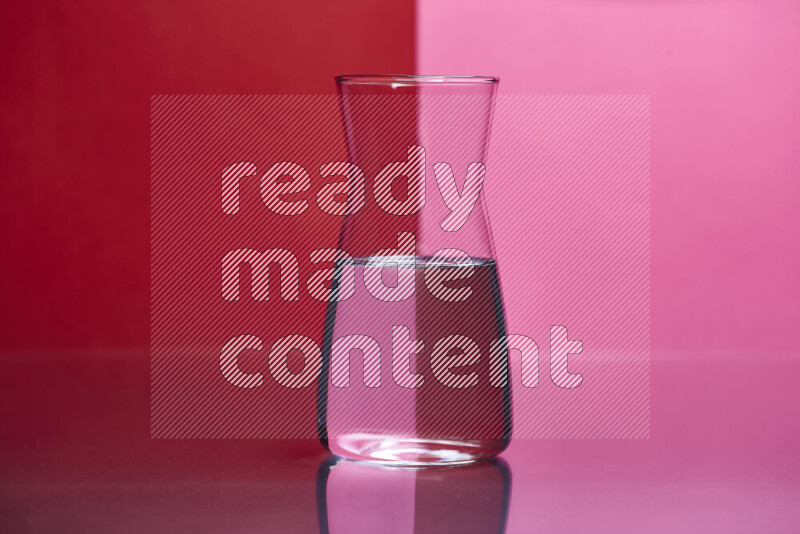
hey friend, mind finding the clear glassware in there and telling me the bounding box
[317,75,511,466]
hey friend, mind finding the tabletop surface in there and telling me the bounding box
[1,349,799,533]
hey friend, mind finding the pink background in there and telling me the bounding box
[419,0,800,352]
[418,1,800,531]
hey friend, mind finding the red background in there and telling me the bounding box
[0,1,413,520]
[0,0,414,351]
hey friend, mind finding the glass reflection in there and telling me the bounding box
[316,456,511,534]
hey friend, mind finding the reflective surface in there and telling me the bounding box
[2,350,799,532]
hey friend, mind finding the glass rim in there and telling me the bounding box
[335,74,499,85]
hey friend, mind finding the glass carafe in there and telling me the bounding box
[317,75,510,466]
